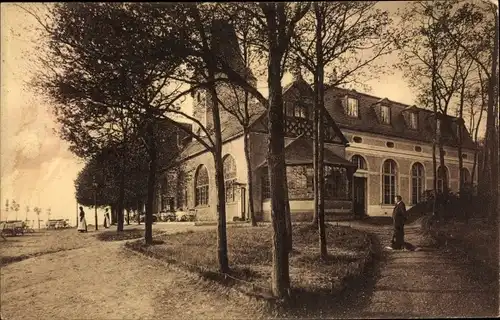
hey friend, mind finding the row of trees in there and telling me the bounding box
[3,200,48,227]
[397,0,499,218]
[24,1,498,300]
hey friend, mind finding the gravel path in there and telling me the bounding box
[313,221,499,319]
[1,222,498,319]
[1,226,265,320]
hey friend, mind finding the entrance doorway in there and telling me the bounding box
[353,177,366,216]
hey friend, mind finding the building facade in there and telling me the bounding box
[156,74,477,221]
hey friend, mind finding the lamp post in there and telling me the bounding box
[47,208,51,223]
[92,176,98,231]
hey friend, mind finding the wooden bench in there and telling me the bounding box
[1,221,25,236]
[46,219,69,229]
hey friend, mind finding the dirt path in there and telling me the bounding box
[303,222,499,319]
[0,228,265,320]
[1,222,498,319]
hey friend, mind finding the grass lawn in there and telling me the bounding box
[126,223,372,301]
[95,228,166,241]
[431,218,499,277]
[0,228,97,267]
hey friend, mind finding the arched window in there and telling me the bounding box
[437,166,448,193]
[351,155,367,170]
[382,159,397,205]
[460,168,471,187]
[195,165,209,206]
[223,155,237,202]
[411,163,424,204]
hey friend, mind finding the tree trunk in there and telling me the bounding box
[136,198,141,225]
[208,75,229,274]
[312,84,319,226]
[244,131,257,226]
[117,157,125,232]
[144,117,156,245]
[315,3,327,259]
[432,137,438,216]
[438,141,447,215]
[126,208,130,225]
[267,41,290,300]
[283,165,293,253]
[480,10,499,220]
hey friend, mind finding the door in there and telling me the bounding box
[353,177,366,216]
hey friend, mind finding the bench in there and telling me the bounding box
[46,219,69,229]
[1,221,25,236]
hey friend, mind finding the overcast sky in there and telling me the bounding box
[0,2,492,224]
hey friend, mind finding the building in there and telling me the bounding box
[156,69,476,221]
[155,23,477,221]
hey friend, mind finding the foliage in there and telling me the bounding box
[291,2,396,89]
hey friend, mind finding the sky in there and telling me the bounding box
[0,2,491,226]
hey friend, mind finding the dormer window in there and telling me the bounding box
[347,97,359,118]
[409,112,418,130]
[381,105,390,124]
[294,105,307,119]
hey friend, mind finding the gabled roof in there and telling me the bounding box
[324,86,477,149]
[256,137,356,168]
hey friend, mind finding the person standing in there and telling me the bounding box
[389,195,407,250]
[103,208,110,228]
[77,206,88,233]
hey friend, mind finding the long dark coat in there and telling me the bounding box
[391,201,407,249]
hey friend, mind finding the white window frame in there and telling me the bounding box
[347,97,359,118]
[381,105,390,124]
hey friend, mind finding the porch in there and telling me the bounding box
[257,138,357,222]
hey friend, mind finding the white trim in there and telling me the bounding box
[380,158,399,205]
[346,143,475,165]
[409,161,426,205]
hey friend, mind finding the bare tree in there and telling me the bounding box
[291,1,395,258]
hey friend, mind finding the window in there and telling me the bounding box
[386,141,395,148]
[414,146,422,152]
[294,105,307,119]
[351,155,367,170]
[460,168,471,187]
[261,168,270,199]
[223,155,237,202]
[382,159,397,205]
[411,163,424,205]
[347,97,359,117]
[195,165,209,206]
[381,105,390,124]
[436,118,442,136]
[437,166,448,193]
[325,166,349,199]
[410,112,418,129]
[353,136,363,143]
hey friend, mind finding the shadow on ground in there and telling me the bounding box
[277,232,384,319]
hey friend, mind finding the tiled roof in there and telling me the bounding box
[324,86,476,149]
[178,79,476,161]
[256,137,356,168]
